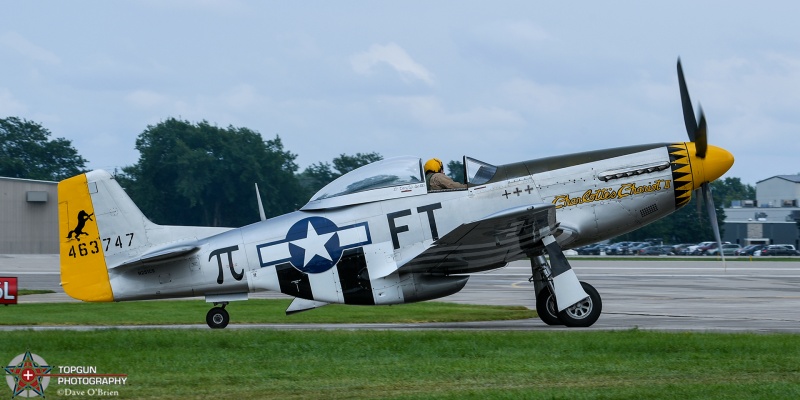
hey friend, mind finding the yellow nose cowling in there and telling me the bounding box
[685,142,735,191]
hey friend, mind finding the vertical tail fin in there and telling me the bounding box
[58,171,117,301]
[59,170,232,302]
[59,170,162,302]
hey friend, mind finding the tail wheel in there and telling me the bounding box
[206,307,230,329]
[535,288,563,326]
[558,281,602,328]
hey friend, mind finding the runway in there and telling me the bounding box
[447,259,800,332]
[2,254,800,332]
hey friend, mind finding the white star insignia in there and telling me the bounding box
[291,222,336,267]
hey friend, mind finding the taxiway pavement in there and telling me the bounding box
[2,254,799,332]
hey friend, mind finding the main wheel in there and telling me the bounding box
[558,281,602,328]
[206,307,230,329]
[535,288,563,326]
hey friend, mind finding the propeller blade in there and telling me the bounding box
[703,183,726,270]
[678,59,698,141]
[694,110,708,158]
[695,188,702,217]
[681,59,727,271]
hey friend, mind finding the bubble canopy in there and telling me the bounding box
[302,156,426,210]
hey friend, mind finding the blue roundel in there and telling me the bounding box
[286,217,343,274]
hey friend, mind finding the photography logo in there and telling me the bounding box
[5,351,128,398]
[4,351,51,398]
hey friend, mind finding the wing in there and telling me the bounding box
[397,203,558,275]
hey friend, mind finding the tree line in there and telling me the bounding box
[1,116,756,242]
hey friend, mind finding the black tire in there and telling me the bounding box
[206,307,230,329]
[558,281,602,328]
[535,288,563,326]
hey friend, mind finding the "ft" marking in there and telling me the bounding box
[386,202,442,249]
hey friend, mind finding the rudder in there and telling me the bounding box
[58,171,114,301]
[59,170,161,301]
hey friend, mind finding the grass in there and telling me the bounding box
[0,299,534,325]
[18,289,55,295]
[2,329,798,399]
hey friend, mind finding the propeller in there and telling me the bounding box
[678,59,708,158]
[677,59,726,267]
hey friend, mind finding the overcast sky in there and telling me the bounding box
[2,1,799,185]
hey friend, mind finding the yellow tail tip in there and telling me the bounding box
[58,173,114,302]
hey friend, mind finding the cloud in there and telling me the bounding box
[0,32,61,64]
[379,95,524,129]
[124,85,273,132]
[350,43,435,85]
[457,20,552,66]
[128,85,262,110]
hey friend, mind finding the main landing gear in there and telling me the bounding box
[206,302,230,329]
[533,281,602,327]
[529,236,602,327]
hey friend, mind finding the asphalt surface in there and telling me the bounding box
[2,254,800,333]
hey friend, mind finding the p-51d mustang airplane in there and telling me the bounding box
[58,60,733,328]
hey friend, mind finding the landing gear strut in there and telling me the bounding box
[529,236,602,327]
[530,254,562,325]
[534,285,562,326]
[206,302,230,329]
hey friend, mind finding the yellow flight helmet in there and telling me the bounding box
[424,158,444,174]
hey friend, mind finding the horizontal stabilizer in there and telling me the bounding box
[286,297,329,315]
[114,242,200,268]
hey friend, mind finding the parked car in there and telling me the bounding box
[576,243,608,255]
[594,245,609,255]
[684,241,715,255]
[605,242,632,255]
[638,245,675,256]
[692,241,730,255]
[671,243,696,255]
[574,245,590,255]
[627,242,652,255]
[735,244,766,256]
[706,244,741,256]
[758,245,800,256]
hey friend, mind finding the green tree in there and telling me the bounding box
[447,160,465,183]
[615,177,753,244]
[614,190,726,244]
[790,210,800,230]
[332,152,383,175]
[299,152,383,197]
[0,117,87,181]
[120,118,303,227]
[710,177,756,207]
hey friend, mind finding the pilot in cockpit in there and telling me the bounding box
[424,158,467,190]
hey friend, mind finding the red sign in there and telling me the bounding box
[0,277,18,304]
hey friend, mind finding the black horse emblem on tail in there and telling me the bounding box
[66,210,94,241]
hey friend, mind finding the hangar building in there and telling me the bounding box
[723,175,800,248]
[0,176,58,254]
